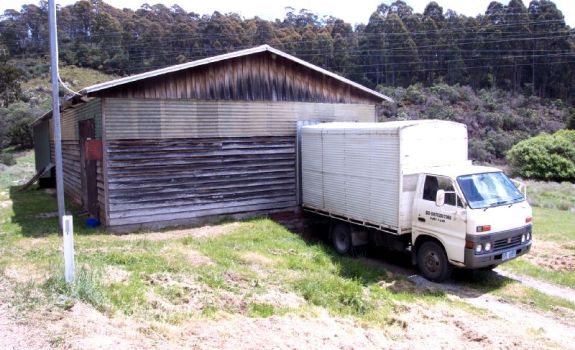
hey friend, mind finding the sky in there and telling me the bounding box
[1,0,574,27]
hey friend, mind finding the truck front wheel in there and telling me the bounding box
[331,223,352,255]
[417,241,453,282]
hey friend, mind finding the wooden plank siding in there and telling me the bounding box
[48,98,105,220]
[105,137,296,229]
[94,52,381,105]
[104,99,375,140]
[50,140,106,221]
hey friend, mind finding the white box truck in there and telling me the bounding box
[300,120,532,282]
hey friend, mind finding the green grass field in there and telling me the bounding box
[1,151,573,326]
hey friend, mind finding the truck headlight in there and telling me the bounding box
[484,242,492,251]
[527,232,531,241]
[521,234,526,243]
[475,244,483,254]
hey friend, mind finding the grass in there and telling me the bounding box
[1,150,574,329]
[0,159,445,326]
[530,207,575,242]
[525,180,575,211]
[503,259,575,288]
[457,269,575,317]
[21,65,115,94]
[498,202,575,288]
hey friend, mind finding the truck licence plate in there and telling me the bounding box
[502,249,517,261]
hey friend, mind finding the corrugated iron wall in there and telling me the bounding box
[104,99,375,139]
[61,99,102,141]
[102,99,375,231]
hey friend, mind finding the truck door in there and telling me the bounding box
[413,174,467,264]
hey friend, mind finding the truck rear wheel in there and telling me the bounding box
[417,241,453,282]
[331,223,352,255]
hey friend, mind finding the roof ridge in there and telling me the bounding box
[80,45,393,103]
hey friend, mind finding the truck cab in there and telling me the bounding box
[412,165,532,281]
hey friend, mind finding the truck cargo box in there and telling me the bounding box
[300,120,468,234]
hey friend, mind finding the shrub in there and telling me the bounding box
[567,110,575,130]
[0,151,15,166]
[404,84,426,105]
[430,83,462,103]
[506,130,575,182]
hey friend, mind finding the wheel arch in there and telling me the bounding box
[413,234,447,256]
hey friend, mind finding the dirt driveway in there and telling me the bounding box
[1,257,574,349]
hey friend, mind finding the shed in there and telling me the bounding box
[32,45,392,232]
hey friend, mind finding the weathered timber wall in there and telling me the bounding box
[105,137,296,228]
[95,53,381,105]
[60,141,82,204]
[104,99,375,140]
[49,98,105,218]
[51,140,106,221]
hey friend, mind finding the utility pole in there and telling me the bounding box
[48,0,65,223]
[49,0,75,283]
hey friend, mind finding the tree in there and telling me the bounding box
[0,63,23,108]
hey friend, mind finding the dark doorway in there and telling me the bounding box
[79,119,99,218]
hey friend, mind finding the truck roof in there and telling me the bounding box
[302,120,465,133]
[415,164,503,178]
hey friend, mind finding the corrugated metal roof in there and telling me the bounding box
[80,45,393,103]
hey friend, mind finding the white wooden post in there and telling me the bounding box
[62,215,75,283]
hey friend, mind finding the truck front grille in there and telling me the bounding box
[493,235,522,251]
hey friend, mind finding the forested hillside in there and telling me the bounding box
[1,0,574,99]
[0,0,574,162]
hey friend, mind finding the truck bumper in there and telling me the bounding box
[464,225,532,269]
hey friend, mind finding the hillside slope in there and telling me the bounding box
[379,84,569,163]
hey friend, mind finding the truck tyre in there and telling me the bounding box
[331,223,352,255]
[417,241,453,282]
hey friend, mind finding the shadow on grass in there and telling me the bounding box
[282,214,514,298]
[8,185,106,237]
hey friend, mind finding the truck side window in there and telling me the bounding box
[423,176,439,201]
[423,175,463,207]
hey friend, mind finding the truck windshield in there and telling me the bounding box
[457,172,524,209]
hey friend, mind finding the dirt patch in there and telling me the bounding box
[0,302,51,350]
[386,301,560,349]
[104,266,131,284]
[240,252,274,266]
[118,222,241,242]
[177,310,393,349]
[184,249,214,266]
[0,200,12,209]
[3,264,47,284]
[50,302,155,349]
[251,290,305,309]
[526,241,575,272]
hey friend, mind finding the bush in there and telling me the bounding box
[506,130,575,182]
[0,151,15,166]
[430,83,462,103]
[567,111,575,130]
[405,84,426,105]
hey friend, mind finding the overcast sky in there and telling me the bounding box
[1,0,574,27]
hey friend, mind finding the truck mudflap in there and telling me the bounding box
[464,225,532,269]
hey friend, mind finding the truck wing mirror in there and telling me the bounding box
[435,190,445,207]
